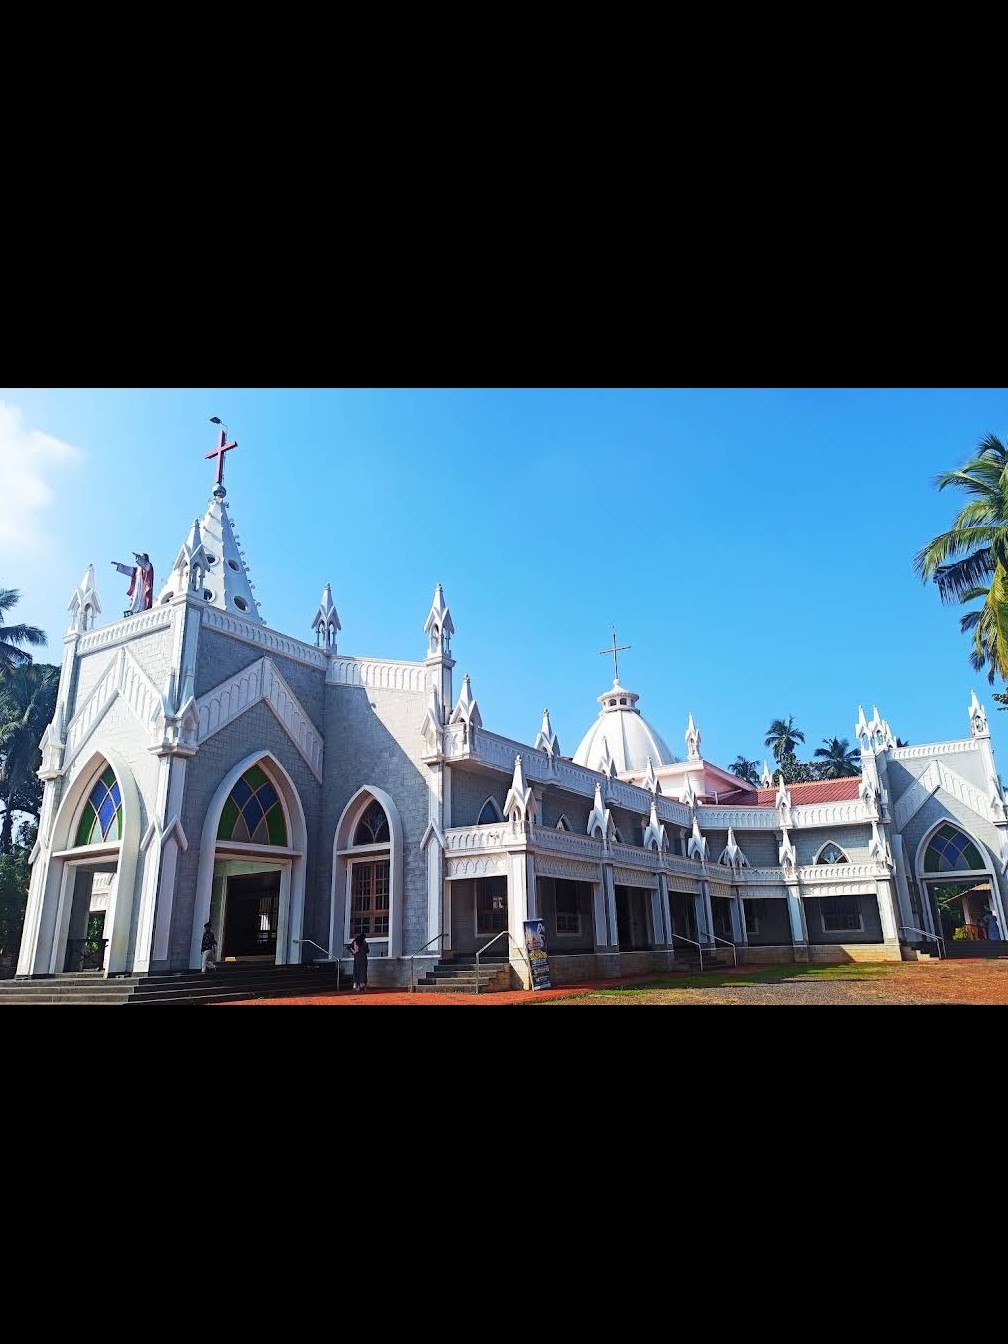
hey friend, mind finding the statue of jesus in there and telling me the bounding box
[112,552,154,616]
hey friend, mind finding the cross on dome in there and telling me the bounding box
[600,626,630,683]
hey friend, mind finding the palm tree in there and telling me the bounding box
[0,663,58,854]
[0,588,46,680]
[764,716,805,764]
[913,433,1008,682]
[813,736,861,779]
[728,756,761,785]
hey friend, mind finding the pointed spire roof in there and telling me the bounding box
[312,581,341,651]
[67,563,101,632]
[156,482,263,623]
[685,711,701,760]
[424,583,455,656]
[449,673,482,729]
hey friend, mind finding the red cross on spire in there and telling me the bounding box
[206,421,238,486]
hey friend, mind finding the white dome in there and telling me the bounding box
[572,679,675,774]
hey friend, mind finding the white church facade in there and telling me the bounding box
[15,432,1008,988]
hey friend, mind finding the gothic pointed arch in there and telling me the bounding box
[23,748,142,977]
[814,841,850,865]
[332,785,405,959]
[917,819,988,876]
[478,797,504,825]
[192,751,308,969]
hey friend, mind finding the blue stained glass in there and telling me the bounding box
[242,799,266,832]
[232,776,252,806]
[258,782,278,811]
[98,792,117,834]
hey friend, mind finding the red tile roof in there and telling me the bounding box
[752,778,861,806]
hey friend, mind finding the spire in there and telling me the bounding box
[312,582,341,652]
[533,708,560,761]
[685,711,701,760]
[424,583,455,658]
[449,674,481,746]
[503,753,535,828]
[155,430,263,622]
[778,823,797,873]
[970,689,990,738]
[642,799,667,853]
[760,761,773,789]
[687,816,708,864]
[719,826,750,871]
[67,564,101,633]
[642,756,662,795]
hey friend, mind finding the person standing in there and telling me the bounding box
[347,932,370,991]
[983,907,1002,941]
[201,920,219,972]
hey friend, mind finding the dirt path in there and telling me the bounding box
[212,958,1008,1005]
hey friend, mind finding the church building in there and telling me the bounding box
[15,428,1008,987]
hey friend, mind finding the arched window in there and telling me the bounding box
[349,797,391,939]
[354,800,390,845]
[816,842,849,865]
[556,815,571,831]
[75,766,122,846]
[924,823,985,873]
[477,798,504,825]
[217,763,288,845]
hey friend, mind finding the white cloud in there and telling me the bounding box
[0,401,85,557]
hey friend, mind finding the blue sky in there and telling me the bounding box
[2,386,1007,776]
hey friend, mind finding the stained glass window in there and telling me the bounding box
[353,800,389,845]
[217,764,288,845]
[817,843,849,864]
[75,766,123,846]
[923,823,984,873]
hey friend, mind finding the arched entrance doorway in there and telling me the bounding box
[193,754,307,969]
[917,821,1004,952]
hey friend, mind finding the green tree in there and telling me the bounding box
[775,750,816,785]
[728,756,761,785]
[764,716,805,764]
[913,433,1008,682]
[0,588,46,678]
[0,847,30,960]
[812,736,861,778]
[0,662,58,855]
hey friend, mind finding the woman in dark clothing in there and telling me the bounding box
[347,932,370,991]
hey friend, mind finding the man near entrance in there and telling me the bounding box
[201,921,219,972]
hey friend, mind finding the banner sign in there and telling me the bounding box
[523,919,552,991]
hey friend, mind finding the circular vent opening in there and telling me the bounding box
[205,553,217,565]
[234,596,248,612]
[227,558,240,571]
[203,589,214,601]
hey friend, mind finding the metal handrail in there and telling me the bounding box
[696,925,738,969]
[668,929,706,973]
[475,928,531,994]
[898,924,946,959]
[292,938,340,989]
[409,932,451,992]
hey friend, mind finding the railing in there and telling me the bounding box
[475,929,531,995]
[898,924,946,959]
[668,929,707,973]
[292,938,340,989]
[410,932,452,993]
[64,938,108,973]
[696,925,738,969]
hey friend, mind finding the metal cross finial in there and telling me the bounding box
[206,419,238,487]
[599,627,630,682]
